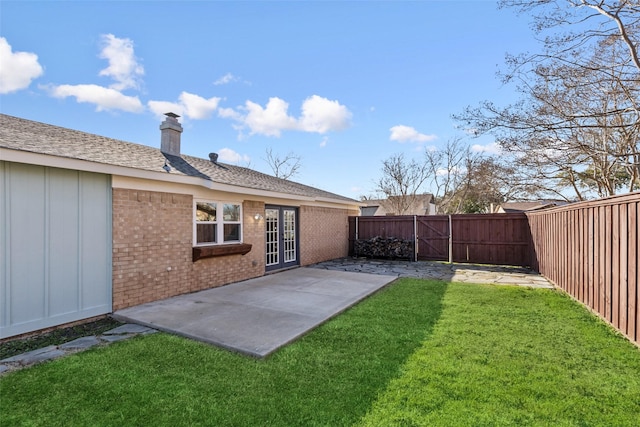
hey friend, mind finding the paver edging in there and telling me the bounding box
[0,325,157,376]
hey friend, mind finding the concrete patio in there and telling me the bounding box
[114,267,395,357]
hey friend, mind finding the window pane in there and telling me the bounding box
[223,224,240,242]
[197,224,217,244]
[223,203,240,222]
[196,202,216,222]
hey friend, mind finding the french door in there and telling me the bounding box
[265,206,299,272]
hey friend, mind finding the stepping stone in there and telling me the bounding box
[1,345,66,365]
[99,334,134,343]
[59,336,101,350]
[103,324,156,335]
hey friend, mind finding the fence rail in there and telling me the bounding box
[527,193,639,346]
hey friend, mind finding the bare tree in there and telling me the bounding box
[456,1,640,199]
[458,35,640,199]
[448,156,524,213]
[375,153,429,215]
[423,138,480,213]
[423,139,525,213]
[499,0,640,71]
[264,148,302,180]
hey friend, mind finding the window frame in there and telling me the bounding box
[193,200,243,246]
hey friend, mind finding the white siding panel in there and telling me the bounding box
[7,163,46,326]
[0,162,112,339]
[48,168,80,316]
[79,171,112,310]
[0,162,4,333]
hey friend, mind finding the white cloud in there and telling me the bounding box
[243,97,298,137]
[148,91,221,119]
[217,106,242,120]
[218,147,250,164]
[223,95,352,138]
[471,142,502,155]
[98,34,144,91]
[319,136,328,147]
[298,95,351,133]
[47,84,143,112]
[0,37,44,94]
[213,72,238,85]
[179,92,221,119]
[390,125,437,143]
[148,100,183,117]
[42,34,144,113]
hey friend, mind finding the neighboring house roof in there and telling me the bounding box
[361,194,435,216]
[498,201,557,213]
[0,114,357,205]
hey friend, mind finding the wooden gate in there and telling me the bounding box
[416,216,449,261]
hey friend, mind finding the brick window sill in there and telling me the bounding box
[192,243,252,262]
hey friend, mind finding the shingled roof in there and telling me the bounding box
[0,114,357,204]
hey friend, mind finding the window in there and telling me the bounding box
[194,201,242,245]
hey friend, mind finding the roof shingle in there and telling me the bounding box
[0,114,357,204]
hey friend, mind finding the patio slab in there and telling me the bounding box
[114,267,395,358]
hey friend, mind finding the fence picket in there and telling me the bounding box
[527,193,639,346]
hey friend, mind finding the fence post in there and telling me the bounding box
[355,216,359,257]
[413,215,418,262]
[448,214,453,264]
[355,216,359,241]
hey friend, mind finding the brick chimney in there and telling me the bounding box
[160,112,183,156]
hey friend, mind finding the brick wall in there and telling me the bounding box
[112,188,265,310]
[299,206,358,265]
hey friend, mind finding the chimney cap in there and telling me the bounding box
[209,152,219,163]
[165,112,180,119]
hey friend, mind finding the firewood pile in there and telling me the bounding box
[354,236,414,260]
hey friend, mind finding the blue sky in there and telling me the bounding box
[1,1,537,199]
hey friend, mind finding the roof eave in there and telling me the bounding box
[1,148,359,207]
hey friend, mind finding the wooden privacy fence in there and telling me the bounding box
[527,193,639,346]
[349,213,531,267]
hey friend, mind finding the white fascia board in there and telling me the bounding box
[201,180,315,202]
[314,196,363,207]
[197,180,358,209]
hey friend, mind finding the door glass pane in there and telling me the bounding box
[283,209,296,263]
[265,209,279,266]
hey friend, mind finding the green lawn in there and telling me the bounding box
[2,278,639,426]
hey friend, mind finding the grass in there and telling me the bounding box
[1,278,639,426]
